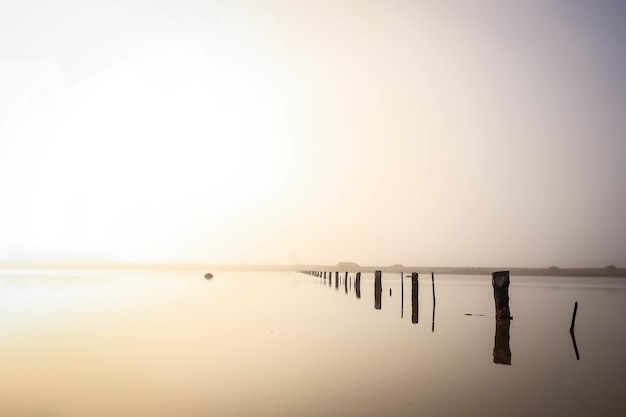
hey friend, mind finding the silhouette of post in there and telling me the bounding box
[401,272,404,318]
[374,270,382,310]
[335,271,339,290]
[344,272,348,294]
[492,271,512,319]
[411,273,419,324]
[570,301,578,333]
[355,272,361,299]
[570,302,580,360]
[431,272,436,332]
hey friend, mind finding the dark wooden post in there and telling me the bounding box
[374,270,382,310]
[401,272,404,319]
[570,301,578,333]
[335,271,339,290]
[355,272,361,299]
[344,271,348,294]
[431,272,436,332]
[411,273,419,324]
[492,271,512,319]
[570,302,580,360]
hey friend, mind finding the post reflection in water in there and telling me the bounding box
[494,318,512,365]
[411,272,419,324]
[355,272,361,299]
[374,270,382,310]
[431,272,436,332]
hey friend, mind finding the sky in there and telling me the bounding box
[1,0,625,267]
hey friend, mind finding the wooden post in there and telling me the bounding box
[335,271,339,290]
[431,272,436,332]
[411,273,419,324]
[374,270,382,310]
[344,271,348,294]
[401,272,404,319]
[570,302,580,360]
[492,271,512,319]
[569,301,578,333]
[355,272,361,299]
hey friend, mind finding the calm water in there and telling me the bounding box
[1,269,625,417]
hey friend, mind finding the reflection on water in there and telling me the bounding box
[1,269,626,417]
[494,318,512,365]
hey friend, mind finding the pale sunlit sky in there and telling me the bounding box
[1,0,625,267]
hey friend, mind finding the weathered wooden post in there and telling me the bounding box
[335,271,339,290]
[374,270,382,310]
[492,271,512,319]
[411,273,419,324]
[431,272,436,332]
[570,302,580,360]
[344,272,348,294]
[355,272,361,299]
[401,272,404,319]
[570,301,578,333]
[492,271,512,365]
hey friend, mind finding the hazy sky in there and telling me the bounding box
[1,0,625,267]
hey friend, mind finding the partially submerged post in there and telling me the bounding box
[492,271,512,365]
[401,272,404,318]
[344,271,348,294]
[570,302,580,360]
[431,272,436,332]
[355,272,361,299]
[492,271,512,319]
[335,271,339,290]
[374,270,382,310]
[411,273,419,324]
[569,301,578,333]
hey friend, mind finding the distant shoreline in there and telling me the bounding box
[1,262,624,277]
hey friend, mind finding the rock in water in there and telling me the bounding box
[204,273,214,279]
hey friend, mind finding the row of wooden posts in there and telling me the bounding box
[301,270,580,364]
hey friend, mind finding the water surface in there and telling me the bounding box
[0,270,624,416]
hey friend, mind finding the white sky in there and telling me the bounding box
[1,0,625,267]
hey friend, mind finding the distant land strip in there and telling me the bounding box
[0,262,625,277]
